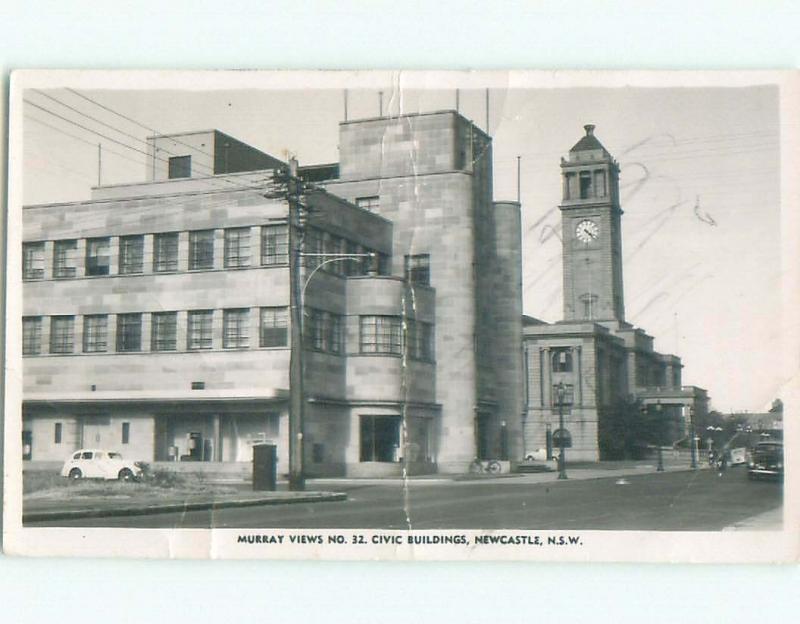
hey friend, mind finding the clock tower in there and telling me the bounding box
[560,124,625,323]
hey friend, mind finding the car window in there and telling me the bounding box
[108,452,122,459]
[73,452,82,460]
[81,451,93,459]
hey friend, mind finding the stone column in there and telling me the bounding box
[574,345,583,406]
[212,414,222,462]
[542,347,552,409]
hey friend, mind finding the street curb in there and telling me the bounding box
[23,492,348,523]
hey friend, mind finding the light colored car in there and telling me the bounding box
[60,449,144,481]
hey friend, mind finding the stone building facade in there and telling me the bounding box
[523,126,708,461]
[21,110,523,477]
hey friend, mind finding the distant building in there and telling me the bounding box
[21,111,523,476]
[522,125,709,460]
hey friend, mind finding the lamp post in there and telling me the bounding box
[655,400,664,472]
[556,381,567,480]
[689,406,698,469]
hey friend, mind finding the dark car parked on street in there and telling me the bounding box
[747,441,783,481]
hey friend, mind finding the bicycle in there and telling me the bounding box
[468,458,502,474]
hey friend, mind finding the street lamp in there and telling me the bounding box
[655,400,664,472]
[689,406,698,469]
[556,381,568,480]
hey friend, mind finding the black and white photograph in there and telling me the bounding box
[3,70,798,561]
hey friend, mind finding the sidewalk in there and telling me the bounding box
[23,489,347,523]
[722,506,784,531]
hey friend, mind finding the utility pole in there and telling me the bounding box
[286,157,306,491]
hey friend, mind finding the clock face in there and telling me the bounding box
[575,219,599,243]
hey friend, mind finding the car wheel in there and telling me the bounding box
[69,468,82,480]
[118,468,135,482]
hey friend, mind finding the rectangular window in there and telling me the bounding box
[260,307,288,347]
[355,196,380,212]
[54,423,62,445]
[83,314,108,353]
[85,237,111,276]
[187,310,213,350]
[189,230,215,270]
[407,319,434,362]
[168,155,191,179]
[116,313,142,352]
[122,422,130,445]
[551,384,575,407]
[404,254,431,286]
[344,240,361,276]
[49,316,75,354]
[260,224,288,265]
[153,232,179,272]
[359,316,402,355]
[119,235,144,274]
[22,316,42,356]
[223,308,250,349]
[224,227,251,268]
[304,309,343,354]
[594,170,606,197]
[579,171,593,199]
[360,415,400,462]
[22,242,45,280]
[53,240,77,278]
[151,312,177,351]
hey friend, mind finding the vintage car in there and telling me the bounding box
[747,441,783,481]
[60,449,145,481]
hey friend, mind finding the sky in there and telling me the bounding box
[20,80,783,411]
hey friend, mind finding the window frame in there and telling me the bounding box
[118,234,144,274]
[116,313,143,352]
[224,227,251,268]
[188,229,215,271]
[82,314,109,353]
[153,232,179,273]
[187,310,214,350]
[49,315,75,354]
[223,308,250,349]
[260,224,289,266]
[355,196,380,212]
[85,237,111,276]
[404,253,431,286]
[22,316,42,356]
[22,242,45,280]
[53,239,78,279]
[359,315,403,356]
[259,306,289,348]
[151,311,178,352]
[168,155,192,179]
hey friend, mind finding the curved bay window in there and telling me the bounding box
[359,315,402,355]
[552,428,572,449]
[551,348,573,373]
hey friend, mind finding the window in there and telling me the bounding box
[22,317,42,356]
[119,235,144,274]
[407,319,434,362]
[85,237,110,276]
[355,196,380,212]
[54,423,62,444]
[552,384,575,407]
[261,224,288,265]
[579,171,593,199]
[359,316,402,355]
[304,309,343,354]
[580,293,598,320]
[153,232,178,272]
[53,240,77,278]
[22,431,32,461]
[404,254,431,286]
[116,313,142,352]
[168,155,191,179]
[223,308,249,349]
[81,451,93,460]
[22,242,45,280]
[552,428,572,449]
[189,230,215,270]
[260,307,288,347]
[49,316,75,354]
[187,310,213,350]
[344,240,361,276]
[303,228,323,271]
[551,348,573,372]
[360,415,400,462]
[121,422,130,445]
[151,312,177,351]
[83,315,108,353]
[593,170,606,197]
[224,227,251,268]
